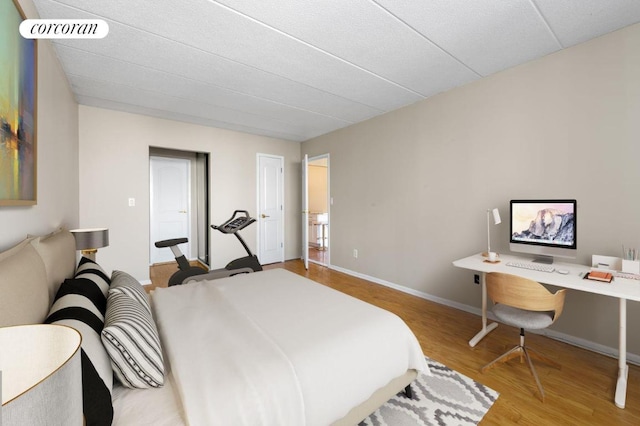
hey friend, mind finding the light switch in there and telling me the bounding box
[128,198,135,207]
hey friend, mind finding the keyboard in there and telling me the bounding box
[505,261,555,273]
[614,272,640,280]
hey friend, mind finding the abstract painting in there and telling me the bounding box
[1,0,37,206]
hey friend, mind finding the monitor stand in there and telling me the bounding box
[532,255,554,264]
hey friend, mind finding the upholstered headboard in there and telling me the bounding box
[0,229,76,327]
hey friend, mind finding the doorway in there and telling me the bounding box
[307,155,329,266]
[149,148,210,266]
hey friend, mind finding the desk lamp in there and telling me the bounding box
[70,228,109,261]
[484,208,501,258]
[0,324,83,426]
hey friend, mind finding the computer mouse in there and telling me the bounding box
[557,269,570,275]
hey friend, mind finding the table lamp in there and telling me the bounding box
[70,228,109,261]
[0,324,83,426]
[484,208,501,258]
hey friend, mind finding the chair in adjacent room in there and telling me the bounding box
[481,272,566,402]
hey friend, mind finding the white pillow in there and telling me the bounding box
[110,270,151,314]
[102,291,165,389]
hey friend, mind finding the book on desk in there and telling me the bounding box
[584,270,614,283]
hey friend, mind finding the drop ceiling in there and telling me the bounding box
[32,0,640,142]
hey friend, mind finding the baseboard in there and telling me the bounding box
[329,264,640,366]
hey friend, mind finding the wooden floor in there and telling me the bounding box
[309,246,328,264]
[149,260,640,425]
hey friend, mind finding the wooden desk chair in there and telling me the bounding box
[482,272,566,402]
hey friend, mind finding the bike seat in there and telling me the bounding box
[154,238,188,248]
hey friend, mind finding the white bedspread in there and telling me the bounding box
[152,269,428,426]
[112,371,186,426]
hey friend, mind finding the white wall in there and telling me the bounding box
[302,24,640,356]
[78,106,301,282]
[0,0,78,251]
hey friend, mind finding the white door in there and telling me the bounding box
[257,154,284,264]
[302,154,309,269]
[150,157,191,264]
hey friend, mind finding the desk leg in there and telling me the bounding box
[469,272,498,347]
[615,298,628,409]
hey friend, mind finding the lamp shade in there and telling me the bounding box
[486,208,502,256]
[491,208,501,225]
[0,324,82,426]
[70,228,109,250]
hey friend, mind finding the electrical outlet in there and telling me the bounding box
[474,274,480,285]
[353,249,358,258]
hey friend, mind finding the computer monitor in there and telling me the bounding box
[509,199,577,264]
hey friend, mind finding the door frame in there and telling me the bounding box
[256,153,285,264]
[307,153,330,267]
[302,154,309,269]
[149,148,210,266]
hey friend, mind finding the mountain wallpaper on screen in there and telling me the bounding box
[513,208,575,244]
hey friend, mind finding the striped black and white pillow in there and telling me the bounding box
[75,256,111,296]
[110,270,151,314]
[45,257,113,425]
[102,291,165,389]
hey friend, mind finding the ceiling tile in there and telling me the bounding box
[534,0,640,47]
[37,1,386,121]
[374,0,561,77]
[214,0,479,97]
[38,0,423,111]
[56,45,351,135]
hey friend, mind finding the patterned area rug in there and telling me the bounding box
[360,357,499,426]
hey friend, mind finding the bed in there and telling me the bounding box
[0,229,428,425]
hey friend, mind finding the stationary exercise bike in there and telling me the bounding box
[155,210,263,286]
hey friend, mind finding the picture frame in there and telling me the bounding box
[1,0,37,206]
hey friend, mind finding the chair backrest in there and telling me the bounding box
[486,272,566,324]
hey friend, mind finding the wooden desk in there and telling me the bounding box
[453,253,640,409]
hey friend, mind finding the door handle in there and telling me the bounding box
[261,214,270,218]
[179,210,187,213]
